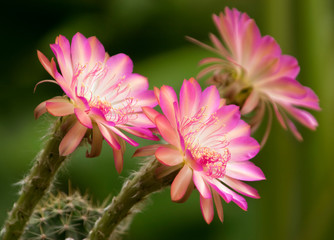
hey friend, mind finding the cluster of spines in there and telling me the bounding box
[21,191,106,240]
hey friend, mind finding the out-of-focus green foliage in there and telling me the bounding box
[1,0,333,239]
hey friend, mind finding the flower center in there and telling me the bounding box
[195,147,230,178]
[73,63,138,124]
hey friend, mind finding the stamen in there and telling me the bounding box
[195,147,230,178]
[72,62,137,124]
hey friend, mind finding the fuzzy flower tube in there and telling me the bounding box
[188,7,320,144]
[1,33,157,240]
[89,78,264,240]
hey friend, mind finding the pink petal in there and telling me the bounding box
[123,73,149,94]
[105,53,133,80]
[284,105,318,130]
[287,119,303,141]
[155,115,180,148]
[200,194,214,224]
[109,126,138,146]
[193,171,211,199]
[208,104,240,134]
[222,176,260,199]
[199,85,220,116]
[259,77,307,100]
[88,36,105,64]
[212,190,224,223]
[86,124,103,158]
[74,108,92,128]
[34,101,47,119]
[229,136,260,161]
[171,165,193,202]
[142,106,161,123]
[113,138,126,174]
[241,91,259,115]
[155,146,183,166]
[159,85,179,128]
[56,35,73,79]
[45,100,74,116]
[273,103,287,129]
[126,113,157,128]
[206,179,232,203]
[180,79,200,117]
[59,121,87,156]
[208,178,248,210]
[276,55,300,79]
[226,120,251,139]
[133,144,165,157]
[97,122,121,150]
[50,44,69,80]
[226,161,265,181]
[133,90,158,110]
[37,50,55,78]
[155,164,182,179]
[71,32,91,65]
[118,125,159,141]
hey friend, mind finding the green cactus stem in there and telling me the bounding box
[88,157,178,240]
[1,117,71,240]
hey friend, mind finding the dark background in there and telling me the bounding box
[1,0,334,239]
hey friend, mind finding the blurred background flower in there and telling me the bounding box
[0,0,333,239]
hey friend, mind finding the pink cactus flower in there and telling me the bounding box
[189,7,320,144]
[35,33,158,173]
[135,78,265,223]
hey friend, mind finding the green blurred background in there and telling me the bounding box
[1,0,333,239]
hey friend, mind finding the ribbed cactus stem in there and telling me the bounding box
[1,118,70,240]
[88,158,177,240]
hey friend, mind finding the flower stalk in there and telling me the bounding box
[1,117,70,240]
[88,158,177,240]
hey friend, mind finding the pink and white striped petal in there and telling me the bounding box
[226,161,265,181]
[228,137,260,161]
[71,33,91,66]
[97,123,121,150]
[222,176,260,199]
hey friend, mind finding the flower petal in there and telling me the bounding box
[155,115,180,148]
[46,100,74,116]
[159,85,179,128]
[226,161,265,181]
[171,165,193,202]
[86,124,103,158]
[193,171,211,199]
[74,108,92,128]
[155,146,183,166]
[71,32,91,65]
[97,122,121,150]
[59,121,87,156]
[222,176,260,199]
[200,194,214,224]
[113,137,126,174]
[229,136,260,161]
[133,144,165,157]
[212,190,224,223]
[37,50,55,78]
